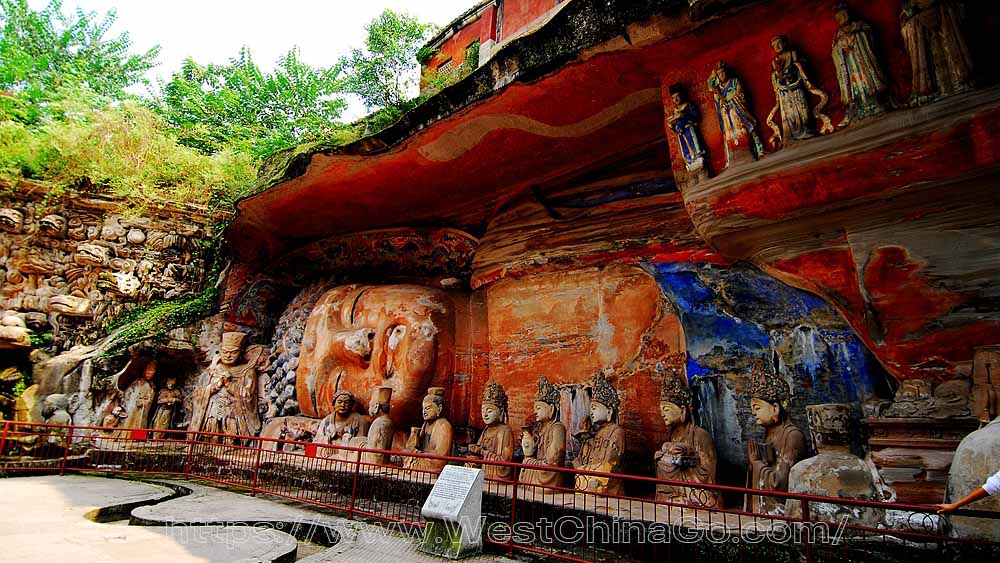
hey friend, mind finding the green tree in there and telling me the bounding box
[159,47,349,159]
[340,9,436,111]
[0,0,159,120]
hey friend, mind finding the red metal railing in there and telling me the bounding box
[2,419,998,563]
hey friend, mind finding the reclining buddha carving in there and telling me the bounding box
[295,284,455,427]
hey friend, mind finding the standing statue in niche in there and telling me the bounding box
[189,332,265,441]
[666,83,709,183]
[654,375,721,508]
[746,362,806,514]
[118,360,157,431]
[901,0,974,105]
[572,372,625,496]
[467,380,514,480]
[767,35,834,149]
[403,387,453,473]
[707,61,766,168]
[520,375,568,490]
[352,386,395,466]
[313,391,370,458]
[832,2,889,126]
[151,376,182,439]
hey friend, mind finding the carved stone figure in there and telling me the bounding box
[296,285,454,429]
[0,312,31,349]
[746,363,806,514]
[767,35,834,149]
[666,83,709,183]
[786,404,884,526]
[467,380,514,480]
[520,375,568,491]
[707,61,765,168]
[883,377,971,419]
[832,2,888,126]
[39,214,68,238]
[572,372,625,496]
[313,391,370,459]
[900,0,974,105]
[151,377,182,438]
[403,387,453,473]
[189,332,265,441]
[654,375,721,507]
[354,386,395,466]
[0,209,24,234]
[117,360,156,431]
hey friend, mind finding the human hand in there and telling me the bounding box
[936,503,959,514]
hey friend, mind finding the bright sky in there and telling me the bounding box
[30,0,474,120]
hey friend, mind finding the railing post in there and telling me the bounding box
[801,498,813,563]
[59,425,73,476]
[0,420,9,459]
[250,438,264,497]
[507,465,520,557]
[348,447,363,520]
[184,434,196,477]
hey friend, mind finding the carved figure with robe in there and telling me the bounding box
[466,380,514,481]
[403,387,453,473]
[832,2,888,126]
[313,391,370,459]
[151,376,181,439]
[572,372,625,496]
[746,362,806,514]
[520,375,568,491]
[901,0,974,104]
[114,359,156,433]
[654,375,721,508]
[767,35,833,149]
[189,332,264,441]
[708,61,765,168]
[351,386,395,466]
[666,83,709,182]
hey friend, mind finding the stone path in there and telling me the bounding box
[0,475,520,563]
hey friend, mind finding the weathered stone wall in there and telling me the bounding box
[0,181,221,351]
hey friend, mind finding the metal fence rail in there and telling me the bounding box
[2,420,998,563]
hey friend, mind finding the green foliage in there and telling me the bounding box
[340,9,437,111]
[0,86,257,210]
[29,330,52,349]
[0,0,159,122]
[158,47,349,160]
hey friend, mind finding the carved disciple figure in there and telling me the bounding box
[520,376,567,490]
[832,2,888,126]
[119,360,156,431]
[467,380,514,480]
[654,375,721,508]
[403,387,453,473]
[708,61,765,168]
[572,372,625,496]
[746,364,806,514]
[767,35,834,149]
[189,332,265,441]
[901,0,973,104]
[150,376,182,439]
[313,391,370,458]
[666,83,708,181]
[353,386,395,466]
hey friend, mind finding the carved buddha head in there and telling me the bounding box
[588,371,621,424]
[333,392,355,417]
[533,375,560,423]
[220,332,248,367]
[748,360,791,428]
[659,375,692,428]
[422,387,446,422]
[297,284,454,425]
[481,380,508,426]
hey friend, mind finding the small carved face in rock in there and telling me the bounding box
[482,403,501,425]
[0,209,24,233]
[220,345,242,366]
[534,401,555,423]
[750,398,782,427]
[74,243,110,267]
[39,214,67,238]
[165,377,177,389]
[333,392,355,416]
[143,360,157,380]
[659,401,687,428]
[770,35,787,54]
[422,395,443,421]
[589,401,613,425]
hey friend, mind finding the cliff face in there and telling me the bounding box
[0,181,220,352]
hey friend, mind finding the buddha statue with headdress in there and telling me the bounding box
[403,387,453,473]
[520,376,567,490]
[746,361,806,514]
[572,371,625,496]
[654,374,721,507]
[467,380,514,480]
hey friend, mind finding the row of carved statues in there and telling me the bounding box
[667,1,976,180]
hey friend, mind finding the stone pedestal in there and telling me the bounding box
[420,465,484,559]
[866,417,979,503]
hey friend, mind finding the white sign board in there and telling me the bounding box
[420,465,484,559]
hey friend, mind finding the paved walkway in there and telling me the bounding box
[0,475,520,563]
